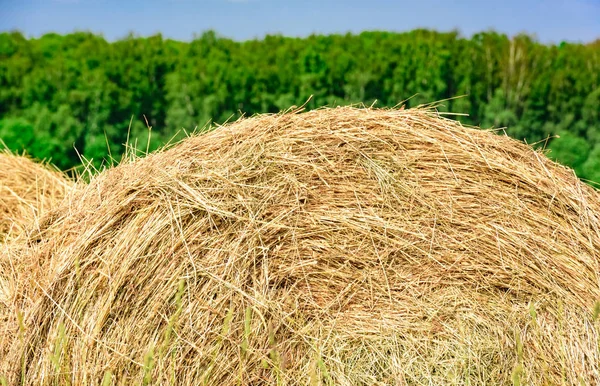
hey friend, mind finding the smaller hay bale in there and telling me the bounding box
[0,151,73,362]
[0,151,72,241]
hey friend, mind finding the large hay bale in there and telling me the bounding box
[2,107,600,385]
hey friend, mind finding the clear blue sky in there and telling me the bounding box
[1,0,599,43]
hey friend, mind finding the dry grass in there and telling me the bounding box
[1,106,600,385]
[0,150,74,380]
[0,150,73,241]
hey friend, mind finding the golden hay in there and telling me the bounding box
[0,151,73,375]
[2,107,600,385]
[0,151,72,241]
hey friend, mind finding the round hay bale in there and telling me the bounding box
[0,151,72,241]
[0,151,74,372]
[3,107,600,385]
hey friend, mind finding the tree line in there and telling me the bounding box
[0,30,599,182]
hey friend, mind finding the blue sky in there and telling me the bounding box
[1,0,599,43]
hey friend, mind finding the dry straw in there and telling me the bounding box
[2,107,600,385]
[0,151,72,241]
[0,150,73,373]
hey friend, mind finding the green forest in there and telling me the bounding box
[1,30,599,182]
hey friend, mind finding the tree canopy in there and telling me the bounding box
[0,30,599,182]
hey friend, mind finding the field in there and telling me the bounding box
[1,106,600,385]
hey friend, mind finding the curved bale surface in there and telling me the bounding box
[3,107,600,385]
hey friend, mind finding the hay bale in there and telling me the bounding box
[0,151,73,370]
[2,107,600,385]
[0,151,72,241]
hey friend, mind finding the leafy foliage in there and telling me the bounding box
[0,30,598,182]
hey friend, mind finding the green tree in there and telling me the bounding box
[0,30,598,183]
